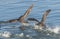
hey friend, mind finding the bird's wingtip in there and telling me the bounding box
[46,9,51,12]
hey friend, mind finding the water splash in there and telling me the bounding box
[0,31,24,38]
[48,25,60,34]
[33,25,60,34]
[0,31,11,37]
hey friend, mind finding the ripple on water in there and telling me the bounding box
[0,0,60,39]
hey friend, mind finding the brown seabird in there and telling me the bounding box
[28,9,51,29]
[6,4,33,25]
[5,4,33,30]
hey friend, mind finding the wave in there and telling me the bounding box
[0,31,24,38]
[0,24,60,38]
[47,25,60,34]
[0,31,11,37]
[33,25,60,34]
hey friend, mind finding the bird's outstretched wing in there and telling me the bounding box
[19,4,34,19]
[0,19,17,24]
[28,18,39,22]
[6,19,18,23]
[40,9,51,24]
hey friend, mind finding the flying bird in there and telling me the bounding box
[28,9,51,29]
[1,4,33,26]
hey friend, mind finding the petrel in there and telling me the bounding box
[28,9,51,29]
[6,4,33,30]
[3,4,34,26]
[0,4,33,30]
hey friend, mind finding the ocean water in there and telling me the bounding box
[0,0,60,39]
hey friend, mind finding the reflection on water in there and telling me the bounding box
[0,0,60,39]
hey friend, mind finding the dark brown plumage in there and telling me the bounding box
[6,4,33,30]
[37,9,51,27]
[17,4,33,23]
[28,9,51,27]
[6,4,33,24]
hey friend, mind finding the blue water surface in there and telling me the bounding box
[0,0,60,39]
